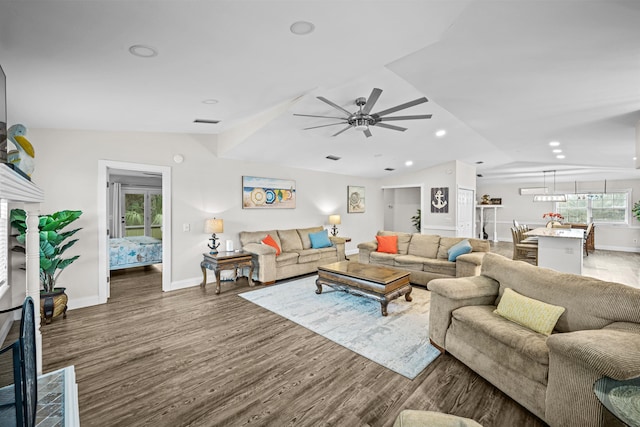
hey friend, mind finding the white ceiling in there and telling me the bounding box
[1,0,639,182]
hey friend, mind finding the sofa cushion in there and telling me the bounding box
[376,235,398,254]
[370,251,397,266]
[450,305,550,385]
[261,234,281,255]
[394,255,425,271]
[495,288,565,336]
[278,229,303,252]
[423,258,456,276]
[317,246,338,259]
[240,230,281,247]
[297,226,324,249]
[309,230,333,248]
[295,249,322,263]
[275,252,299,267]
[448,239,472,261]
[378,231,412,254]
[437,237,467,260]
[407,234,440,259]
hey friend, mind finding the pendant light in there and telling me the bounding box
[533,170,567,202]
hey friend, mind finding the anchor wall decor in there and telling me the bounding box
[431,187,449,213]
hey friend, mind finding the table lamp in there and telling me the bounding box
[329,214,341,236]
[205,218,224,254]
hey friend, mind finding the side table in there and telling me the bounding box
[200,251,254,294]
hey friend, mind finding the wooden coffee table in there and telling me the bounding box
[316,261,412,316]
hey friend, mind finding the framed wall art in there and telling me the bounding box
[348,185,365,213]
[242,176,296,209]
[430,187,449,213]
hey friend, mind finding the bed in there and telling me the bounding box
[109,236,162,270]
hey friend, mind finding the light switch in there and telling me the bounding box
[183,223,190,232]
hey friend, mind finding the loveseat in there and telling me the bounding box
[240,226,345,284]
[357,231,490,287]
[429,252,640,427]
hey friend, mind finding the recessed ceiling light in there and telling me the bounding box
[549,141,560,147]
[552,149,562,153]
[405,160,413,167]
[202,99,218,105]
[556,154,566,159]
[634,157,637,161]
[128,44,158,58]
[290,21,315,35]
[435,129,447,137]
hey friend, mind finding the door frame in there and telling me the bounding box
[97,160,172,303]
[380,184,424,233]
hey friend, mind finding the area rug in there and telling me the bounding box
[239,276,440,379]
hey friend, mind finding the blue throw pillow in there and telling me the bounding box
[309,230,333,249]
[448,239,472,261]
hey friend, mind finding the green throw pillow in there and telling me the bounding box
[494,288,565,336]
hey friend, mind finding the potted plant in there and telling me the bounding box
[410,209,421,233]
[633,201,640,222]
[10,208,83,323]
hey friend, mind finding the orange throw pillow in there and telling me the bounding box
[261,234,281,256]
[376,235,398,254]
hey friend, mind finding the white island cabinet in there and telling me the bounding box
[525,227,584,275]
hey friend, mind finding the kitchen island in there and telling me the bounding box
[525,227,585,274]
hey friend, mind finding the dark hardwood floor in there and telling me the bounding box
[37,265,546,427]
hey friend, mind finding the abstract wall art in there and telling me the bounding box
[348,185,365,213]
[242,176,296,209]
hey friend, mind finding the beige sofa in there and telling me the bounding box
[429,252,640,427]
[240,226,345,284]
[357,231,490,287]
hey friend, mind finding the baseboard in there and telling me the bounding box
[67,295,103,311]
[596,245,640,253]
[169,277,201,291]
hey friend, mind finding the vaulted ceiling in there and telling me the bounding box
[1,0,639,182]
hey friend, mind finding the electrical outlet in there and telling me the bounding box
[183,223,190,232]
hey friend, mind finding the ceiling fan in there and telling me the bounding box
[294,88,432,137]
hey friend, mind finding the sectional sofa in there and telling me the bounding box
[357,231,490,287]
[240,226,345,284]
[429,252,640,427]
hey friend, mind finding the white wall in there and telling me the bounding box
[28,128,384,308]
[477,178,640,251]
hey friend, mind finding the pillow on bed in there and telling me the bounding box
[261,234,281,255]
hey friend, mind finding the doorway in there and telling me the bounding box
[456,187,475,238]
[97,160,172,304]
[382,185,422,233]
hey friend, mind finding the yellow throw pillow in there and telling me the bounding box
[494,288,565,336]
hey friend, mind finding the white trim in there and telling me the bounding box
[170,277,202,291]
[380,183,423,189]
[98,160,172,304]
[0,314,13,346]
[66,295,103,310]
[423,225,457,231]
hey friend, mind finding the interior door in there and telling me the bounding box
[457,187,475,238]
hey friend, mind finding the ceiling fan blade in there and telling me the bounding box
[317,96,353,116]
[363,128,373,138]
[361,88,383,114]
[294,113,350,120]
[332,125,352,137]
[303,122,348,130]
[375,122,407,132]
[374,97,429,117]
[379,114,433,121]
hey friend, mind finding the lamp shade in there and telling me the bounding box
[204,218,224,233]
[329,214,341,225]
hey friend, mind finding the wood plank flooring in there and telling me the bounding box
[21,248,640,426]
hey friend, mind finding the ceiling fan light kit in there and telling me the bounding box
[295,88,432,138]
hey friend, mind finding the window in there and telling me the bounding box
[122,188,162,239]
[556,192,629,224]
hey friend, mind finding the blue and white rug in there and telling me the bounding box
[239,275,440,379]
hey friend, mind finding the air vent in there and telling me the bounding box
[326,155,341,161]
[194,119,220,124]
[477,174,483,177]
[384,168,395,171]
